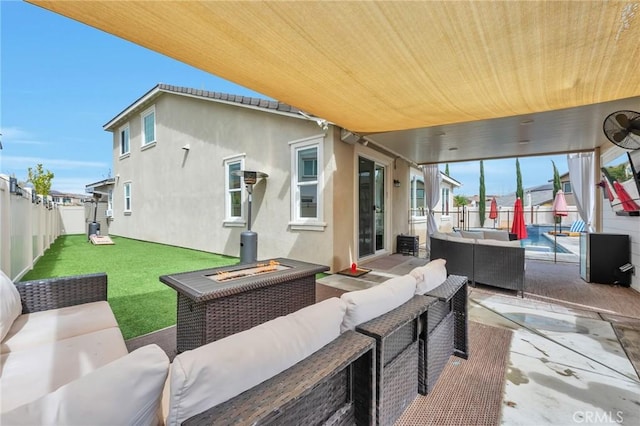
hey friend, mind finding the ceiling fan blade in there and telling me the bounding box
[613,130,629,142]
[630,128,640,137]
[615,113,630,128]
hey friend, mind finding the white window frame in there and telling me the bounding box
[223,154,246,227]
[410,174,427,219]
[289,135,326,231]
[123,181,132,213]
[141,106,156,148]
[119,124,130,157]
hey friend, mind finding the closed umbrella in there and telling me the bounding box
[613,181,640,211]
[552,190,569,234]
[489,197,498,228]
[510,198,527,239]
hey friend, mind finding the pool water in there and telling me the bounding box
[521,225,570,253]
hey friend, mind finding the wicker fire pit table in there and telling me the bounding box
[160,257,329,353]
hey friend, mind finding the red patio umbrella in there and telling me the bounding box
[613,181,640,211]
[552,190,569,234]
[510,198,527,239]
[489,197,498,228]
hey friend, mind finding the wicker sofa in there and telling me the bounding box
[0,271,169,424]
[431,231,525,296]
[1,262,465,425]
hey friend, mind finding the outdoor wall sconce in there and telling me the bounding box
[16,185,23,196]
[393,179,401,187]
[31,190,36,203]
[9,177,17,194]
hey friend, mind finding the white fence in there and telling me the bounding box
[0,174,71,281]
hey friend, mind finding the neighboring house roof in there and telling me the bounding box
[103,83,324,131]
[495,185,557,208]
[49,190,88,199]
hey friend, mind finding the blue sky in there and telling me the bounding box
[1,1,568,196]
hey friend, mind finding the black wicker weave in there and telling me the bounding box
[429,237,474,284]
[184,330,376,426]
[160,258,329,352]
[473,243,525,296]
[356,295,436,426]
[15,273,108,314]
[419,274,469,395]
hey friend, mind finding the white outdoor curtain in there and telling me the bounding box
[423,164,441,253]
[567,152,595,232]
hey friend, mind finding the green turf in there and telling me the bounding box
[21,235,238,340]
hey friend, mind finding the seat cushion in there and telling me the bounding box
[1,344,169,426]
[340,274,416,333]
[0,327,128,413]
[476,239,521,248]
[482,230,510,241]
[166,297,347,426]
[411,258,448,295]
[1,301,118,354]
[0,270,22,342]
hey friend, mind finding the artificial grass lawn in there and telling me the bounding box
[22,235,238,340]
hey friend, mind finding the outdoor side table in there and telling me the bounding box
[160,257,329,353]
[419,274,469,395]
[356,295,437,426]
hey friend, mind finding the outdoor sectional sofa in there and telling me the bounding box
[431,230,525,296]
[0,261,467,425]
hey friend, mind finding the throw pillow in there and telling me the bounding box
[415,258,447,295]
[0,270,22,342]
[0,344,169,425]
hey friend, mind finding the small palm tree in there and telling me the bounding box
[453,195,469,230]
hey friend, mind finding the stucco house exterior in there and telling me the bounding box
[101,84,457,271]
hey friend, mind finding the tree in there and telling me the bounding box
[27,164,54,195]
[445,163,450,176]
[453,194,469,207]
[479,160,486,227]
[515,158,523,200]
[552,160,561,198]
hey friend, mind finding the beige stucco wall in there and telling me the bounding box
[109,94,340,269]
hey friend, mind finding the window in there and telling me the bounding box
[123,182,131,212]
[223,155,245,225]
[119,124,130,155]
[290,136,325,230]
[107,189,113,211]
[441,187,450,215]
[141,106,156,146]
[562,181,572,193]
[410,176,425,216]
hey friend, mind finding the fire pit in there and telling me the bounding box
[160,257,329,352]
[207,260,290,283]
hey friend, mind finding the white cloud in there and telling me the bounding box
[1,155,107,170]
[0,127,46,145]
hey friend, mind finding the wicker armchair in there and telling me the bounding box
[473,243,525,296]
[15,273,108,314]
[430,237,474,284]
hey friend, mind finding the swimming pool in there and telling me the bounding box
[521,225,570,253]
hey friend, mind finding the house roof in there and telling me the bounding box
[103,84,317,131]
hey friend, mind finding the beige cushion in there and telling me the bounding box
[0,327,128,413]
[460,230,483,239]
[166,297,346,426]
[476,239,521,248]
[0,270,22,343]
[482,230,510,241]
[1,344,168,426]
[412,258,448,295]
[1,301,118,354]
[340,274,416,333]
[431,232,448,240]
[446,235,475,244]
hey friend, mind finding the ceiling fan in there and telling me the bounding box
[603,110,640,150]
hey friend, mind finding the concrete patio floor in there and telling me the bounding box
[317,254,640,425]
